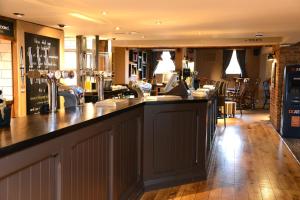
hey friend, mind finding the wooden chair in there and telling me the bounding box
[215,81,221,92]
[233,82,247,115]
[199,77,209,87]
[242,78,260,109]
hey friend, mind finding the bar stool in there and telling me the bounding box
[217,95,226,127]
[217,81,228,127]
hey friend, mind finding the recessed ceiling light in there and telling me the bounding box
[280,43,292,47]
[156,20,162,25]
[129,31,139,35]
[101,11,107,16]
[57,24,66,28]
[115,26,120,31]
[69,13,101,23]
[255,32,264,37]
[13,13,24,17]
[114,32,126,35]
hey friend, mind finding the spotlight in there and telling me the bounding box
[13,13,24,17]
[267,53,275,61]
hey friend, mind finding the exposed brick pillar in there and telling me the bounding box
[270,43,300,131]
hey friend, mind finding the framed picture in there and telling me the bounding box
[129,63,138,77]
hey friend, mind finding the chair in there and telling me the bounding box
[263,80,270,109]
[233,82,247,116]
[218,81,224,95]
[246,78,261,109]
[215,81,221,90]
[199,77,209,87]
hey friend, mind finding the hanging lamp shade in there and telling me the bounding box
[154,51,176,74]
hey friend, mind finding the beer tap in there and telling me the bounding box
[27,70,75,113]
[20,46,25,91]
[36,45,42,84]
[94,71,104,101]
[27,47,33,71]
[79,68,106,101]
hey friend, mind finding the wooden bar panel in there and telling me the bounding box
[70,130,110,200]
[0,155,56,200]
[0,99,213,200]
[153,110,197,173]
[111,115,143,200]
[143,102,210,190]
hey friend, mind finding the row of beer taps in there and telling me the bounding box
[26,69,75,113]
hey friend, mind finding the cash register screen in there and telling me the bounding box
[289,77,300,97]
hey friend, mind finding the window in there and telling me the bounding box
[63,37,77,86]
[225,50,242,75]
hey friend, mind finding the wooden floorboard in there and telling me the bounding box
[140,111,300,200]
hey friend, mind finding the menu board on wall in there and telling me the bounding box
[24,32,59,114]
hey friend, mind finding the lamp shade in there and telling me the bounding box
[154,51,176,74]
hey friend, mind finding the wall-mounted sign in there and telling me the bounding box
[291,67,300,72]
[0,18,15,39]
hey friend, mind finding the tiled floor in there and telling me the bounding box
[141,111,300,200]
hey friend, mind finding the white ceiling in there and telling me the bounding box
[1,0,300,46]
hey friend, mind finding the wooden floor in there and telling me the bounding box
[140,111,300,200]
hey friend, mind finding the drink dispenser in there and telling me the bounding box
[281,64,300,137]
[27,70,75,113]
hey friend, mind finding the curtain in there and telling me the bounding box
[222,49,233,78]
[236,49,247,77]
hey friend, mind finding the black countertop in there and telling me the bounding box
[0,96,212,158]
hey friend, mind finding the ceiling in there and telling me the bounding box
[1,0,300,46]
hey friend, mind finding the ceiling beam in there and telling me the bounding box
[112,37,282,48]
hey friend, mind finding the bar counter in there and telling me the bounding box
[0,95,217,200]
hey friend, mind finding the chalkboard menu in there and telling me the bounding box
[25,33,60,114]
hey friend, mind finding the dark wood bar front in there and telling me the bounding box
[0,96,217,200]
[143,100,216,191]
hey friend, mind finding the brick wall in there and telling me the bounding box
[0,39,13,100]
[270,43,300,131]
